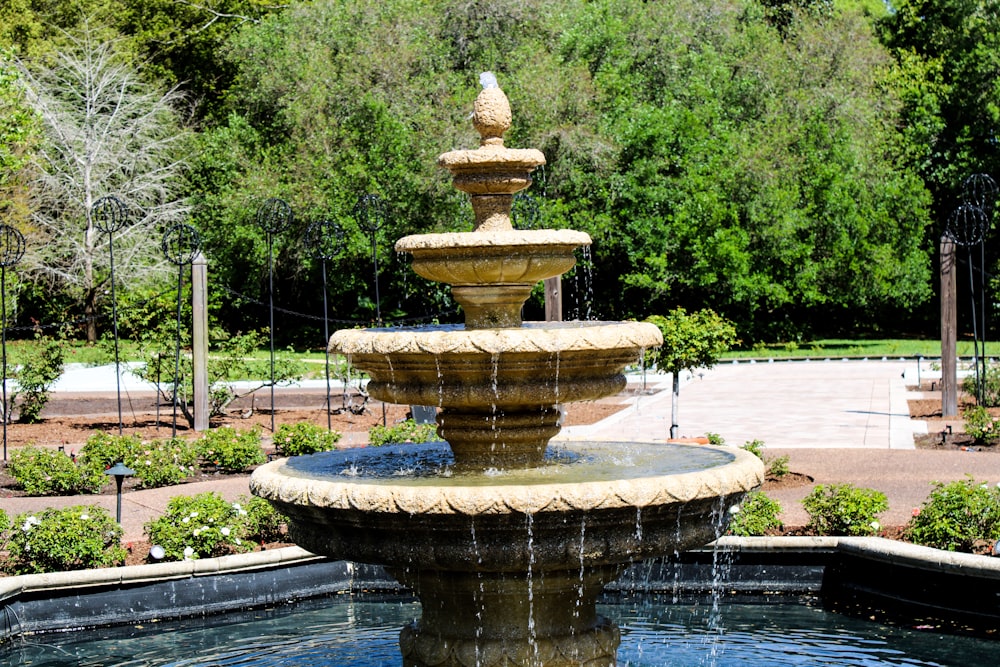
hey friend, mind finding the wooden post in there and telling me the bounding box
[544,276,562,322]
[941,234,958,418]
[192,252,210,431]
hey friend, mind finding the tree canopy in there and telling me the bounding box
[3,0,984,346]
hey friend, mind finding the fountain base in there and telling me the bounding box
[396,567,621,667]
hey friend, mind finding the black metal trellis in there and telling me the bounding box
[255,198,293,432]
[947,173,998,405]
[0,224,25,461]
[91,195,129,435]
[304,219,345,432]
[161,223,202,437]
[352,194,388,425]
[353,194,387,326]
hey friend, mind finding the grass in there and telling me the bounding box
[723,338,993,360]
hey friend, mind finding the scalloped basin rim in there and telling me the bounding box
[395,230,592,252]
[329,321,663,356]
[249,442,765,516]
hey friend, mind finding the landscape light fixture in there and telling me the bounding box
[104,461,135,524]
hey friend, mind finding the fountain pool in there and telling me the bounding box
[4,591,991,667]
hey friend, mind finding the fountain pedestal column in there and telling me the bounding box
[396,567,621,667]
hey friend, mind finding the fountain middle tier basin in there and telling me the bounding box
[250,441,763,574]
[330,321,661,410]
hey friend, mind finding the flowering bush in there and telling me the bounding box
[81,431,143,469]
[273,421,341,456]
[7,446,106,495]
[80,431,197,488]
[726,491,783,536]
[963,405,999,444]
[145,492,255,561]
[240,495,287,543]
[906,478,1000,552]
[4,505,125,574]
[196,427,265,472]
[802,483,888,536]
[368,419,437,447]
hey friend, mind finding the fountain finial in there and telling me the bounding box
[472,73,511,147]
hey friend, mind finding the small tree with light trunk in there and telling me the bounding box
[645,307,738,439]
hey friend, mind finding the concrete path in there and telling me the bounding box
[6,358,999,542]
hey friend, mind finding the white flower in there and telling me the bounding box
[232,503,242,511]
[183,546,195,559]
[221,527,231,537]
[193,529,201,537]
[80,514,89,521]
[182,517,190,524]
[190,512,199,518]
[728,504,741,515]
[870,521,880,532]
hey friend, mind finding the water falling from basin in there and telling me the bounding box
[251,74,763,666]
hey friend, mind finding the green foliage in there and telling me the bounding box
[130,438,199,488]
[368,419,438,447]
[9,333,64,423]
[0,49,40,232]
[196,426,265,472]
[705,432,726,445]
[5,506,125,574]
[740,438,790,478]
[0,507,9,551]
[273,421,341,457]
[962,406,999,444]
[964,366,1000,408]
[81,431,143,469]
[145,492,254,561]
[645,308,738,375]
[802,483,888,536]
[81,431,198,489]
[7,446,106,495]
[727,491,784,536]
[906,478,1000,552]
[239,495,287,544]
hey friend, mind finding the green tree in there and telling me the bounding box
[0,49,38,234]
[19,26,191,342]
[645,307,738,438]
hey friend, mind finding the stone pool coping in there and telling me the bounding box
[2,536,999,642]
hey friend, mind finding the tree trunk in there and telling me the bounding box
[85,287,97,344]
[670,372,680,439]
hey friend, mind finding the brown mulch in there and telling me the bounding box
[907,384,1000,451]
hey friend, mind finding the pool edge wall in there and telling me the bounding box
[3,537,1000,642]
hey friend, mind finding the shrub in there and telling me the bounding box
[145,492,255,561]
[81,431,144,469]
[7,446,106,495]
[739,439,789,478]
[273,421,341,456]
[906,478,1000,552]
[11,334,65,423]
[196,427,265,472]
[368,419,438,447]
[964,365,1000,407]
[5,506,125,574]
[129,437,199,488]
[0,508,9,550]
[802,483,888,536]
[239,495,287,544]
[963,405,999,444]
[727,491,783,536]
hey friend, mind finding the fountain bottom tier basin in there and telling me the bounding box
[251,441,763,666]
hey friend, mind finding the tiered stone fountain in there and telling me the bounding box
[251,75,763,667]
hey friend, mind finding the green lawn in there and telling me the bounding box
[724,338,990,360]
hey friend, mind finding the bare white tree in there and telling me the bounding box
[19,26,191,342]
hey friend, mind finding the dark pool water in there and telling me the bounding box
[3,594,989,666]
